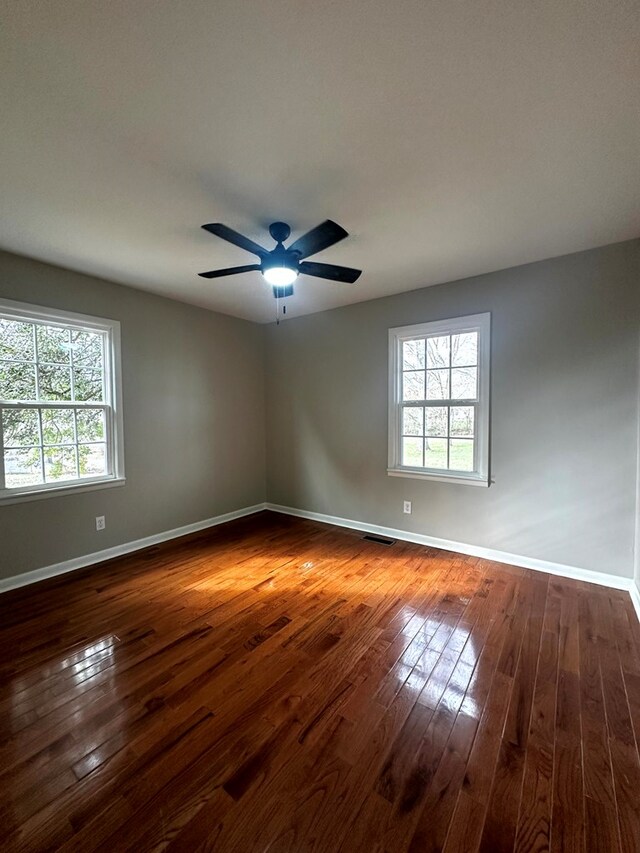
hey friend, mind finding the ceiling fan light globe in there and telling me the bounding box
[262,266,298,287]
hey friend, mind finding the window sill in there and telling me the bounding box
[387,468,489,487]
[0,477,126,506]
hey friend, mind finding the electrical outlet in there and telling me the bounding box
[403,500,412,514]
[96,516,106,531]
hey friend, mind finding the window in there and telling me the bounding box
[388,313,490,485]
[0,298,124,502]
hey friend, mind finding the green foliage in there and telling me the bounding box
[0,362,36,400]
[74,368,103,401]
[0,320,34,360]
[2,408,39,445]
[38,364,72,401]
[76,408,105,442]
[41,408,74,444]
[72,330,103,366]
[1,320,109,488]
[36,325,70,364]
[3,446,42,487]
[44,446,76,481]
[1,320,104,403]
[78,443,105,476]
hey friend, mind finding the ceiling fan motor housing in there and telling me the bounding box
[268,222,291,244]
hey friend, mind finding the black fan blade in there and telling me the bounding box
[201,224,267,257]
[299,261,361,283]
[198,264,261,279]
[288,220,349,260]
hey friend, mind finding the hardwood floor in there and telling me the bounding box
[1,511,639,852]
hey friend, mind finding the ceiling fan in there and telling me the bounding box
[198,220,361,298]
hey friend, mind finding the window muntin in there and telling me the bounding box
[388,314,490,485]
[0,300,123,499]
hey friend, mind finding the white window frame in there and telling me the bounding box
[388,312,490,486]
[0,297,125,504]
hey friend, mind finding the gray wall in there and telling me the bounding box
[266,240,640,578]
[636,341,640,591]
[2,240,639,584]
[0,251,266,579]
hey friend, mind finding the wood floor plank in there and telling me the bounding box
[0,511,638,852]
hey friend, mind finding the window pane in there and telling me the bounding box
[402,371,425,401]
[0,362,37,401]
[451,332,478,366]
[425,407,448,437]
[44,445,78,482]
[451,367,477,399]
[425,437,448,469]
[402,436,423,467]
[73,367,104,402]
[0,320,34,361]
[426,369,449,400]
[2,408,40,447]
[1,307,117,492]
[426,336,450,369]
[41,408,75,445]
[38,364,72,401]
[450,406,474,437]
[72,330,103,368]
[402,340,425,371]
[402,407,423,436]
[78,443,107,478]
[4,447,43,487]
[76,408,105,442]
[37,325,70,364]
[449,439,474,471]
[391,317,487,481]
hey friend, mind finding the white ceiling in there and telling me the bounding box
[1,1,639,323]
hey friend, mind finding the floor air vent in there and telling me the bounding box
[363,534,396,546]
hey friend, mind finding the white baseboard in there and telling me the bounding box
[630,581,640,625]
[3,499,637,621]
[265,502,633,593]
[0,503,267,594]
